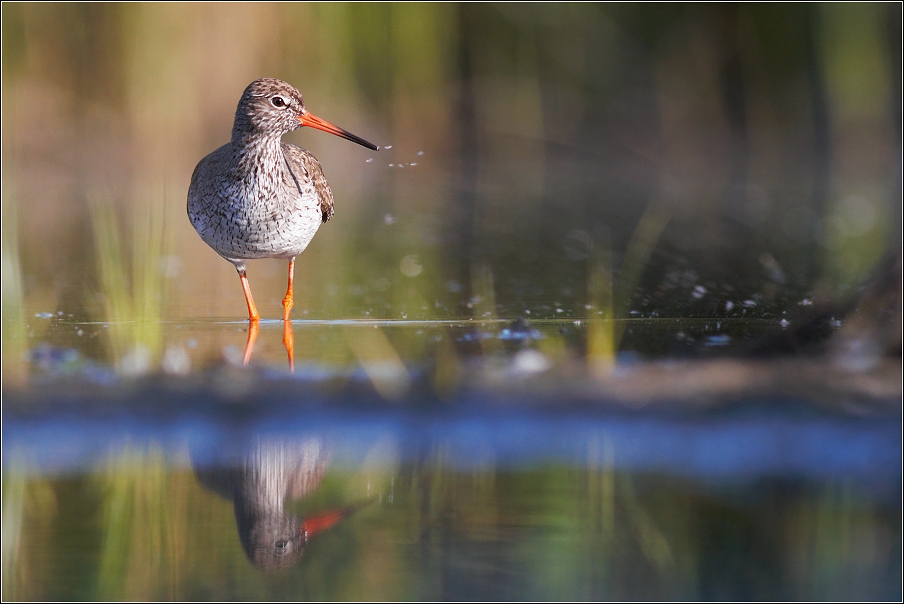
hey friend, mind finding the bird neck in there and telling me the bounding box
[231,131,286,178]
[237,451,292,515]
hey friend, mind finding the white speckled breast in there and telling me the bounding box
[187,137,327,265]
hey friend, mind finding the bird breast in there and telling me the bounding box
[187,143,323,262]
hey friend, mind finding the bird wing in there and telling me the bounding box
[281,143,335,222]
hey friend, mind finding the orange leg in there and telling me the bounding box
[243,320,260,366]
[238,269,260,366]
[282,258,295,322]
[282,258,296,373]
[238,269,260,323]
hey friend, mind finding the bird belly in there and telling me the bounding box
[188,183,322,262]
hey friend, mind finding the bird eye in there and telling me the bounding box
[275,539,288,550]
[271,96,286,108]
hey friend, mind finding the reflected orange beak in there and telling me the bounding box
[300,509,347,540]
[299,500,375,541]
[300,112,379,151]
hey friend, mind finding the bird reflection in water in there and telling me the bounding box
[241,319,295,372]
[193,437,365,572]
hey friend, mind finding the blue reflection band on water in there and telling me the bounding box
[3,399,901,496]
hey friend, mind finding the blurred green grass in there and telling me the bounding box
[90,194,169,373]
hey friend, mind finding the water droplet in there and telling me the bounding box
[417,151,424,155]
[779,319,790,328]
[725,301,734,311]
[759,253,786,283]
[400,254,422,277]
[409,162,417,166]
[35,312,54,319]
[388,163,394,167]
[383,213,396,225]
[366,158,373,163]
[742,299,757,308]
[121,345,151,376]
[159,255,183,278]
[510,349,551,375]
[162,346,191,375]
[385,145,393,149]
[692,285,706,299]
[704,335,732,347]
[221,345,243,366]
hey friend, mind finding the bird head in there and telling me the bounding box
[233,78,377,150]
[236,509,307,573]
[235,505,357,573]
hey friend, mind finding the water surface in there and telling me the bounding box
[4,316,901,601]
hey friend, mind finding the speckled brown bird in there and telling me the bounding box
[188,78,378,327]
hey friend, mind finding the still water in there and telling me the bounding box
[3,317,901,601]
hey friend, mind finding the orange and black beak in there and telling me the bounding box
[300,112,379,151]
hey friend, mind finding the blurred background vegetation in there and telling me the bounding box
[2,3,899,332]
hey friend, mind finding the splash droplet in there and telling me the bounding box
[400,254,422,277]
